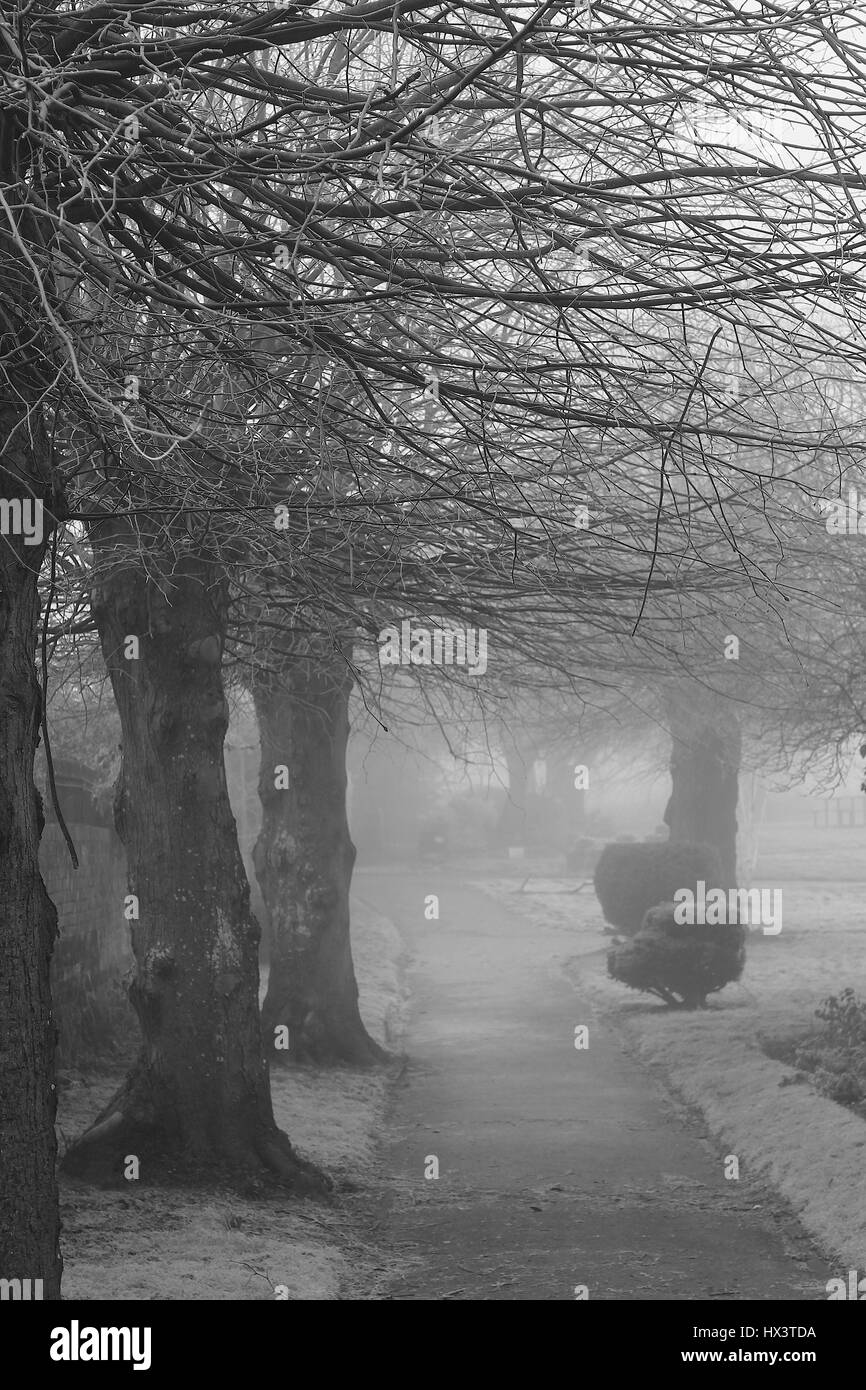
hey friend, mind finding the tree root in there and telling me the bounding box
[264,1001,390,1069]
[61,1075,331,1194]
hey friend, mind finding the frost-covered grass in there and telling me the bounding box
[476,823,866,1270]
[58,901,406,1301]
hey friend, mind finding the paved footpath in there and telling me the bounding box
[353,867,832,1301]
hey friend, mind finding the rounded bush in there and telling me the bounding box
[593,840,725,936]
[607,901,746,1008]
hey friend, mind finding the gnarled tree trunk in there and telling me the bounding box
[0,144,65,1293]
[63,522,323,1190]
[253,637,385,1066]
[0,403,62,1299]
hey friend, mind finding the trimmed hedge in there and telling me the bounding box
[593,839,725,937]
[607,901,746,1008]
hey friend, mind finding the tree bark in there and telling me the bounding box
[0,404,63,1299]
[0,121,65,1292]
[63,523,324,1191]
[665,691,740,884]
[253,638,386,1066]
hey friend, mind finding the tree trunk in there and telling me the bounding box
[63,523,324,1191]
[498,729,533,846]
[665,692,740,884]
[0,133,65,1292]
[0,404,63,1299]
[736,772,767,889]
[545,751,587,841]
[253,639,386,1066]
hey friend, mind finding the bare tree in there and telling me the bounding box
[7,0,866,1284]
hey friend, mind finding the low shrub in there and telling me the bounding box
[607,901,746,1008]
[792,989,866,1110]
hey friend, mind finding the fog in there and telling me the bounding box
[4,0,866,1351]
